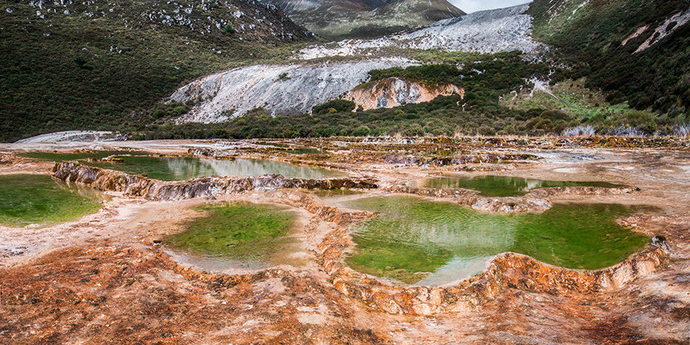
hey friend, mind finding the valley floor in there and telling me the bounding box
[0,138,688,344]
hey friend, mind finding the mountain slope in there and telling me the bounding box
[0,0,313,142]
[298,4,544,59]
[264,0,465,38]
[528,0,690,121]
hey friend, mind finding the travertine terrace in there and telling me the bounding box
[1,137,689,344]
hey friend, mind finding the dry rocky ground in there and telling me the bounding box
[0,137,688,344]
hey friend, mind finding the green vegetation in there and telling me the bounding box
[528,0,690,123]
[312,100,357,115]
[167,202,296,260]
[135,52,571,138]
[345,196,650,284]
[0,0,312,142]
[0,174,103,227]
[424,175,625,197]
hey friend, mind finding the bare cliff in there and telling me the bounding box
[345,77,463,110]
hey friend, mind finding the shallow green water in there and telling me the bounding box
[344,196,650,285]
[87,156,345,181]
[424,175,624,197]
[19,150,147,162]
[0,174,103,227]
[167,202,299,263]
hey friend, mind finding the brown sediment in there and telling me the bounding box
[1,138,688,344]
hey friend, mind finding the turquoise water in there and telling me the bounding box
[424,175,625,196]
[343,196,651,285]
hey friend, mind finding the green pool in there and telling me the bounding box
[423,175,625,197]
[167,202,302,266]
[87,156,344,181]
[20,150,345,181]
[0,174,103,227]
[343,196,651,285]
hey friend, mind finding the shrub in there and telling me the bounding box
[312,100,356,114]
[352,125,371,136]
[402,124,425,137]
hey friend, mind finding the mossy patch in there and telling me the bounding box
[0,174,103,227]
[167,202,297,261]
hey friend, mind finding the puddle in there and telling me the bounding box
[423,175,625,197]
[0,174,104,227]
[165,202,306,270]
[342,196,652,285]
[86,156,345,181]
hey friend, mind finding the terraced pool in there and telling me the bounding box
[0,174,103,227]
[87,156,345,181]
[166,202,304,268]
[20,150,345,181]
[423,175,625,196]
[343,196,651,285]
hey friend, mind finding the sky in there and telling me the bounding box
[449,0,531,13]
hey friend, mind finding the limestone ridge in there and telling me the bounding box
[263,0,465,38]
[171,58,417,123]
[345,78,464,111]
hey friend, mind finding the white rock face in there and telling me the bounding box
[15,131,117,143]
[298,4,546,59]
[172,58,416,123]
[633,8,690,53]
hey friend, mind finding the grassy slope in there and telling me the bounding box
[528,0,690,123]
[0,0,312,142]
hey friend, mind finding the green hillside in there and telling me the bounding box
[528,0,690,123]
[0,0,312,142]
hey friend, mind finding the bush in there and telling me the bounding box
[352,125,371,136]
[402,124,425,137]
[312,100,356,115]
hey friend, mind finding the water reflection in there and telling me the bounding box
[424,175,625,197]
[343,196,650,285]
[88,156,345,181]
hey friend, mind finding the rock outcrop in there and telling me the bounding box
[345,77,463,110]
[52,162,377,201]
[171,58,415,123]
